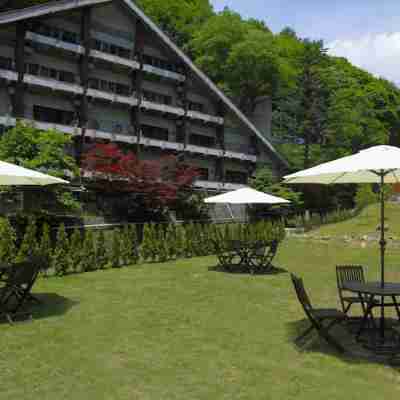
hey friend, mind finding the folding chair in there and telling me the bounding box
[0,258,41,323]
[211,239,237,270]
[291,274,346,353]
[336,265,378,315]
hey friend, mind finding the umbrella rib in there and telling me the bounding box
[329,172,348,185]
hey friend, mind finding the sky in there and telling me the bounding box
[210,0,400,85]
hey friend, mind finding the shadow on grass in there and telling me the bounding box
[286,317,400,367]
[1,292,78,324]
[208,263,288,275]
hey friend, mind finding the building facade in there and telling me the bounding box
[0,0,287,193]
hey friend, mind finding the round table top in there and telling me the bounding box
[343,281,400,296]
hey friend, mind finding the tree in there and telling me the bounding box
[52,224,69,276]
[137,0,213,48]
[16,217,38,262]
[82,142,199,210]
[38,222,52,271]
[0,218,16,264]
[249,167,303,208]
[0,122,80,212]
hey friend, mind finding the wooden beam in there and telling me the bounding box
[76,6,92,165]
[215,101,225,182]
[131,19,145,158]
[13,21,26,118]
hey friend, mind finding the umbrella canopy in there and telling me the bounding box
[0,160,69,186]
[283,145,400,289]
[284,145,400,185]
[204,187,290,205]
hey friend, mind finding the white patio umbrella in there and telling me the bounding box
[0,160,69,186]
[283,145,400,288]
[204,187,290,205]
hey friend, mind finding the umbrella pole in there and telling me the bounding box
[380,173,386,288]
[379,172,386,341]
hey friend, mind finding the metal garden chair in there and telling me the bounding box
[291,274,347,353]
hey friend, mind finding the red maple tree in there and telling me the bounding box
[82,142,200,206]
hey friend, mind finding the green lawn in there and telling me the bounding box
[312,202,400,238]
[2,239,400,400]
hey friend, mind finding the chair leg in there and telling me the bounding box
[295,325,315,343]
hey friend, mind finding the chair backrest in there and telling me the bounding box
[7,258,41,291]
[291,274,323,329]
[336,265,365,291]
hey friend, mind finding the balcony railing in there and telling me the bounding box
[0,68,17,81]
[187,110,224,125]
[0,115,256,163]
[24,74,84,95]
[26,31,84,55]
[26,30,185,82]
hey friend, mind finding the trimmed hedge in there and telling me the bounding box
[0,218,285,277]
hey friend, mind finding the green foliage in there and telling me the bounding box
[81,230,96,272]
[16,217,38,263]
[355,184,378,211]
[249,166,303,208]
[96,230,108,269]
[0,218,16,264]
[52,224,69,276]
[0,122,80,213]
[38,222,52,271]
[140,223,153,262]
[111,228,122,268]
[69,228,82,273]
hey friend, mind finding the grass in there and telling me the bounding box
[2,239,400,399]
[311,202,400,238]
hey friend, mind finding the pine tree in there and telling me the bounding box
[38,222,52,273]
[52,223,69,276]
[96,230,108,269]
[81,229,96,272]
[165,224,176,260]
[69,228,82,273]
[129,224,139,265]
[16,217,38,263]
[0,218,16,264]
[157,224,168,263]
[111,228,121,268]
[141,223,152,262]
[174,224,186,259]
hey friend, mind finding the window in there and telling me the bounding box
[89,78,99,90]
[142,90,172,105]
[59,70,75,83]
[100,80,109,91]
[189,102,204,113]
[25,63,39,75]
[33,105,75,125]
[0,57,13,70]
[225,170,248,184]
[49,68,58,80]
[62,30,79,44]
[40,66,50,78]
[116,83,130,96]
[197,168,209,181]
[189,133,215,148]
[141,125,169,141]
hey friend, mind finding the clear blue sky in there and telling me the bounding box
[210,0,400,42]
[210,0,400,85]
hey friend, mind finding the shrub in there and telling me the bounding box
[69,228,82,273]
[355,184,377,211]
[52,224,69,276]
[38,222,52,272]
[16,217,38,263]
[0,218,16,264]
[111,228,122,268]
[81,230,96,272]
[96,230,108,269]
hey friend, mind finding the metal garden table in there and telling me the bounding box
[344,281,400,351]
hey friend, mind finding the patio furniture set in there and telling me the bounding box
[292,265,400,355]
[213,239,279,274]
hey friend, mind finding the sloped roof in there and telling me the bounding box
[0,0,288,167]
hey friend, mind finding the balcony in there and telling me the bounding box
[0,68,17,82]
[141,100,184,116]
[26,31,84,55]
[185,144,223,157]
[87,88,138,106]
[25,30,185,82]
[224,150,257,163]
[142,63,185,82]
[24,74,84,95]
[90,49,140,70]
[187,110,224,125]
